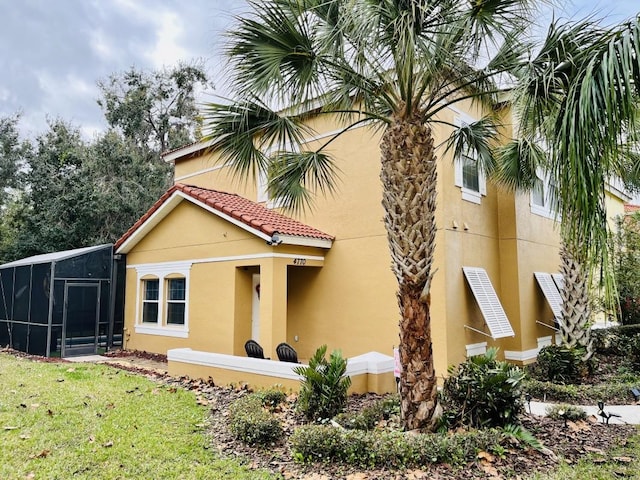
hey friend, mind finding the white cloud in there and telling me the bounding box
[0,86,11,103]
[90,29,116,61]
[145,11,189,68]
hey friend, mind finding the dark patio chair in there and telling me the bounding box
[276,342,299,363]
[245,339,267,359]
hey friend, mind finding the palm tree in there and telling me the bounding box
[203,0,536,430]
[499,16,640,359]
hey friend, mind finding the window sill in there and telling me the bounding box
[135,324,189,338]
[530,205,556,220]
[461,188,482,204]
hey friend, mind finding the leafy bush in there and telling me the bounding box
[333,396,399,431]
[228,394,282,445]
[523,378,640,404]
[440,348,525,428]
[290,425,503,467]
[256,389,286,408]
[545,404,587,421]
[294,345,351,421]
[530,345,586,384]
[592,325,640,354]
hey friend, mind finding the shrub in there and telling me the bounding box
[531,345,586,384]
[290,425,503,467]
[546,404,587,421]
[440,348,525,428]
[228,394,282,445]
[294,345,351,421]
[523,378,640,404]
[256,389,286,408]
[333,395,400,431]
[592,325,640,354]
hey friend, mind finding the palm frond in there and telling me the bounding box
[202,97,311,182]
[267,150,340,214]
[446,117,500,175]
[493,138,547,190]
[227,0,321,104]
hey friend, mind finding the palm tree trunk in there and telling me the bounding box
[559,241,594,360]
[380,113,438,431]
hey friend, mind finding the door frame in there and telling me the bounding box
[61,282,100,357]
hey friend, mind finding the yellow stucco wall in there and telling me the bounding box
[123,99,635,387]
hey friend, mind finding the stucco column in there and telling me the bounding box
[259,257,288,359]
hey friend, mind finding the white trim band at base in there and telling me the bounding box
[167,348,395,380]
[504,348,539,362]
[465,342,488,357]
[135,325,189,339]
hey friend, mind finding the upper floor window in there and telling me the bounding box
[531,177,545,208]
[461,152,480,193]
[454,115,486,204]
[530,170,557,219]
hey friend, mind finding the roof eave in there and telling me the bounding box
[162,138,215,164]
[275,234,333,249]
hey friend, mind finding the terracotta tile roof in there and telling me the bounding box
[625,203,640,214]
[115,184,333,250]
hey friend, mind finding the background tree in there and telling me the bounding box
[97,62,210,154]
[203,0,537,430]
[0,113,28,209]
[498,16,640,358]
[0,63,210,262]
[613,212,640,325]
[7,120,94,258]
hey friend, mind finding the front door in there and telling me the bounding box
[62,284,100,357]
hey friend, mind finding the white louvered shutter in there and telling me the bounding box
[551,273,564,292]
[462,267,515,339]
[534,272,563,323]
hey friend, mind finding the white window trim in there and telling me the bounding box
[454,114,486,204]
[134,261,192,338]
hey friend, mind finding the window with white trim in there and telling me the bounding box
[166,277,186,325]
[454,116,487,204]
[530,169,557,219]
[142,278,159,323]
[531,177,545,208]
[134,261,192,338]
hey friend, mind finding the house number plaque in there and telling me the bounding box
[293,258,307,265]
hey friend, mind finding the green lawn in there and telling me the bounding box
[0,353,276,480]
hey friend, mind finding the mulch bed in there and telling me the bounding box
[3,348,638,479]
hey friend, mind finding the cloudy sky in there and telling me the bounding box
[0,0,638,140]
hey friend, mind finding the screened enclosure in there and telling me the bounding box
[0,244,124,357]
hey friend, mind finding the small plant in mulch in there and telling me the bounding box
[546,404,587,422]
[227,389,289,445]
[293,345,351,422]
